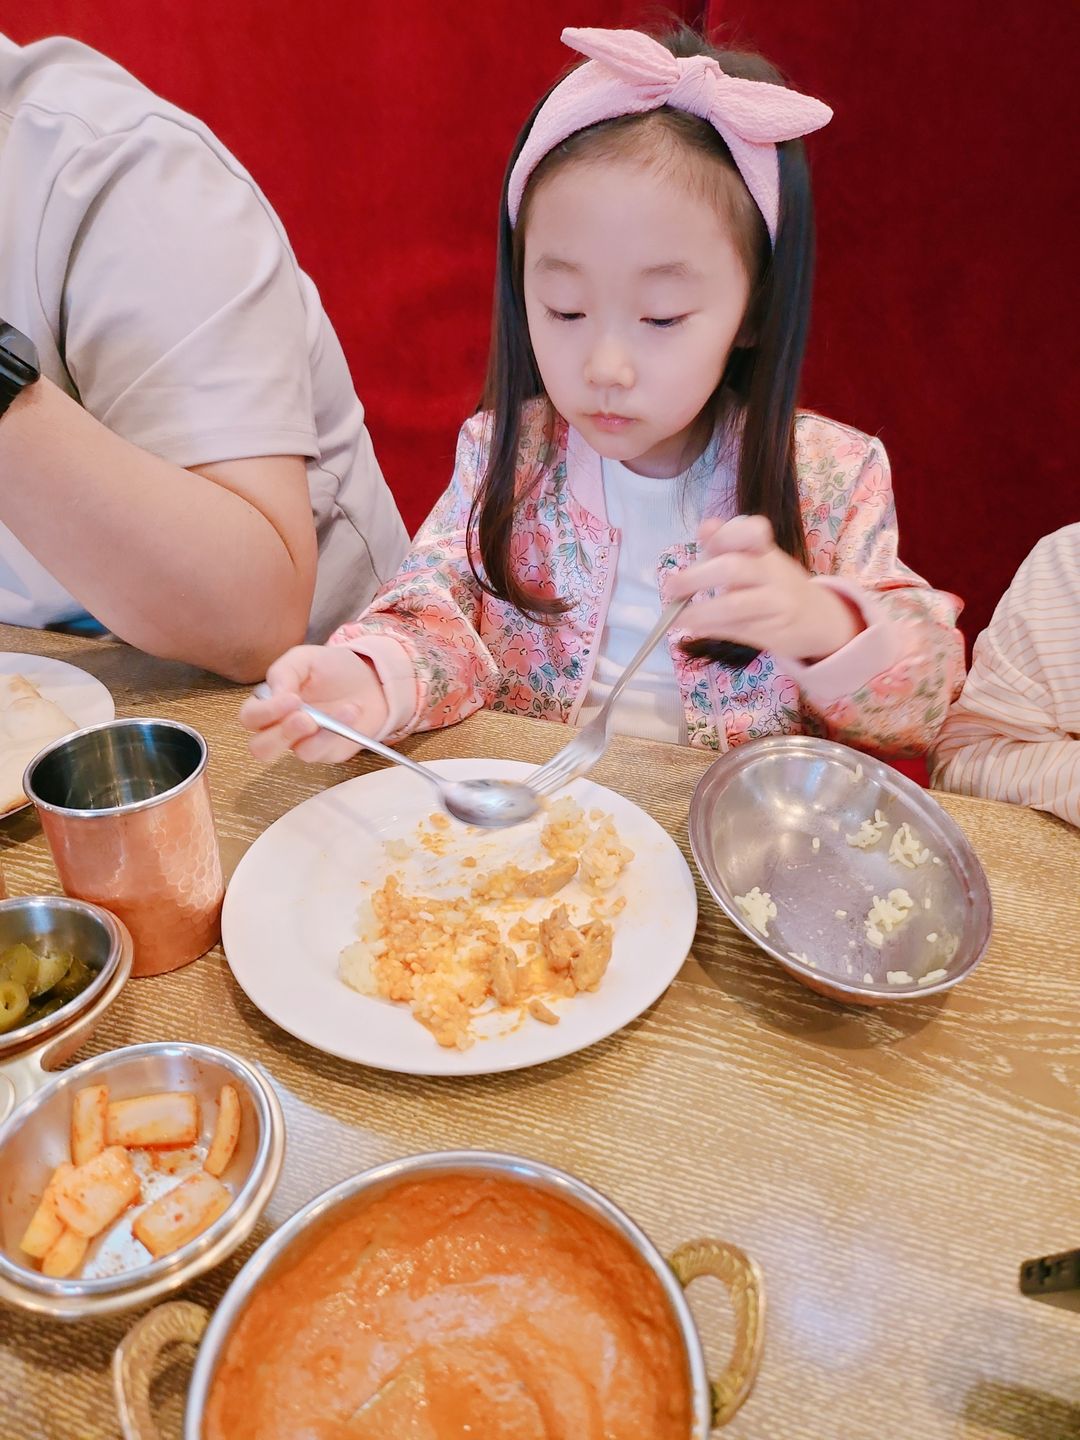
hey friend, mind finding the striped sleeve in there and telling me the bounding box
[930,524,1080,827]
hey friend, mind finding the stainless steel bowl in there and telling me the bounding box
[688,736,993,1004]
[0,1041,284,1319]
[0,895,132,1122]
[24,717,208,814]
[114,1152,763,1439]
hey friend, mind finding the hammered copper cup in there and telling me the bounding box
[23,719,223,977]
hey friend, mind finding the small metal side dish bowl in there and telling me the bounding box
[0,895,132,1124]
[688,736,993,1005]
[0,1041,284,1319]
[112,1151,764,1440]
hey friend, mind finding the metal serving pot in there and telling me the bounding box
[114,1150,764,1439]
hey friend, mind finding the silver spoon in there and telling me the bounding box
[252,684,541,829]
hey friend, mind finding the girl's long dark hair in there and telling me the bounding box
[470,27,817,667]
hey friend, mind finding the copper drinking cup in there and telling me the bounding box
[23,719,223,977]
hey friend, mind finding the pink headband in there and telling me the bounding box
[508,27,832,243]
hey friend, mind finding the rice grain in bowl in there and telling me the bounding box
[688,735,993,1004]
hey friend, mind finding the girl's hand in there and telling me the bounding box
[239,645,390,764]
[670,516,864,661]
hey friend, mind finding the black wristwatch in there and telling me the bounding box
[0,321,41,419]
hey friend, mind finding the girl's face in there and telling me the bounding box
[523,153,753,479]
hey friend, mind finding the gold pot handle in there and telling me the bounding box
[112,1300,209,1440]
[669,1239,764,1429]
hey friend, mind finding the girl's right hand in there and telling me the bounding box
[239,645,390,764]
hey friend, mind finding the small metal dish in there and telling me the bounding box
[688,736,993,1005]
[0,895,132,1122]
[0,1041,284,1319]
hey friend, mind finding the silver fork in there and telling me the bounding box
[527,597,690,798]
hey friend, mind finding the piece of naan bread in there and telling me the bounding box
[0,673,77,812]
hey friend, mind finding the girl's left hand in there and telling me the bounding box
[670,515,865,662]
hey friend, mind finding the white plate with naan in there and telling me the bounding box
[0,653,115,817]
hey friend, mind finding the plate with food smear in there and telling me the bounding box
[222,758,698,1075]
[0,653,115,818]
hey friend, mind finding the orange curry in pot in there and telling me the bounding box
[205,1172,693,1439]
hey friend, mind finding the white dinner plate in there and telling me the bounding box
[222,758,698,1076]
[0,652,116,818]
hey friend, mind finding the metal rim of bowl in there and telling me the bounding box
[185,1150,712,1437]
[687,735,994,1002]
[0,1041,285,1319]
[0,896,127,1060]
[22,717,209,820]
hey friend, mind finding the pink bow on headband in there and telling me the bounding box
[507,27,833,242]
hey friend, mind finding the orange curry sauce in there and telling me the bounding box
[205,1172,693,1439]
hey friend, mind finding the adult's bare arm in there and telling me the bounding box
[0,376,316,681]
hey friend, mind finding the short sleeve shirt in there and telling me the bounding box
[0,33,407,634]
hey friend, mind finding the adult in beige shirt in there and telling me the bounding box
[931,524,1079,828]
[0,34,407,680]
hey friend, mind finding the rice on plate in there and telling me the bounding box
[339,799,634,1050]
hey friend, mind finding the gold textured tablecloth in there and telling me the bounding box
[0,626,1078,1440]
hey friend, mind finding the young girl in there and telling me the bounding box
[243,24,964,765]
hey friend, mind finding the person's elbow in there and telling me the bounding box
[212,593,311,683]
[126,574,312,683]
[184,454,318,680]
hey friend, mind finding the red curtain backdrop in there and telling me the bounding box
[5,1,1076,646]
[704,0,1078,645]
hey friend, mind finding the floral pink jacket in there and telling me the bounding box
[332,403,965,756]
